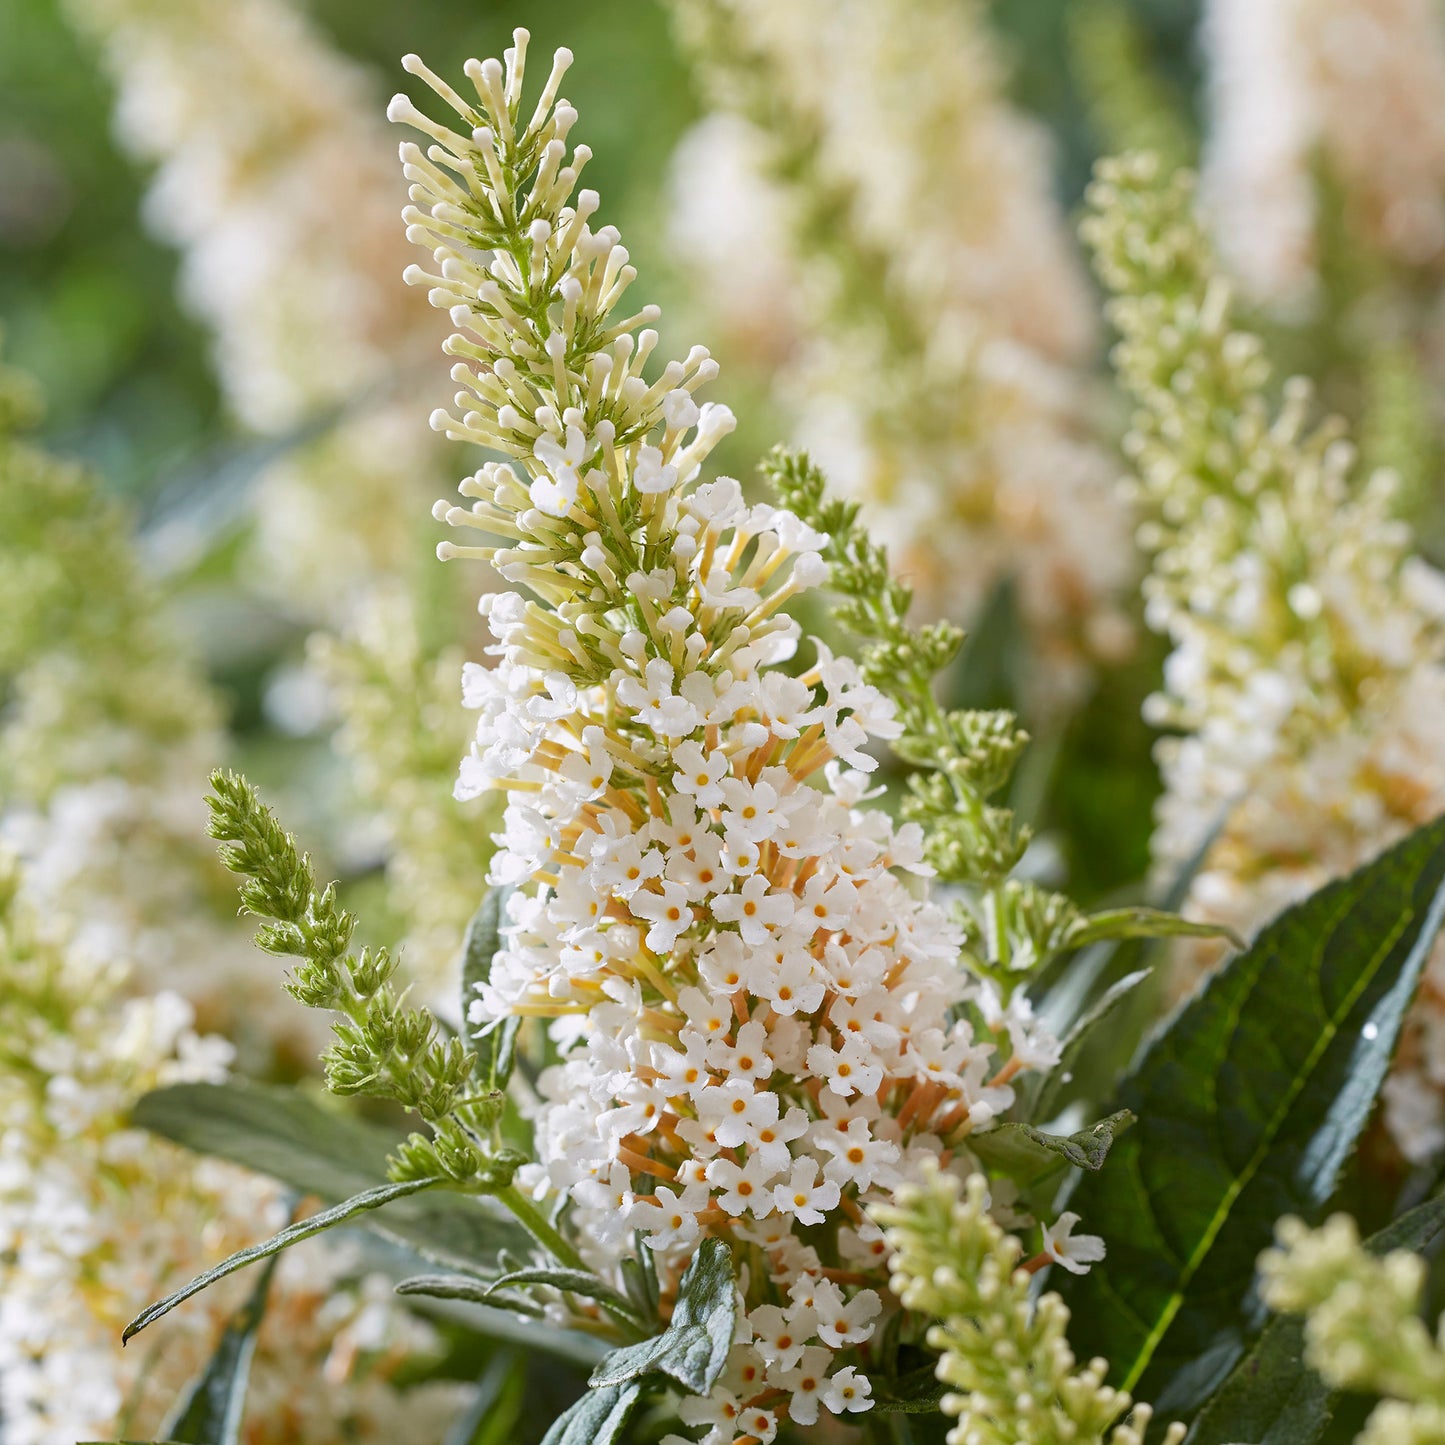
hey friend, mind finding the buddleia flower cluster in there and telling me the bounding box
[1259,1213,1445,1445]
[63,0,497,990]
[872,1169,1184,1445]
[1083,153,1445,1155]
[1202,0,1445,305]
[0,850,464,1444]
[372,33,1141,1434]
[664,0,1135,704]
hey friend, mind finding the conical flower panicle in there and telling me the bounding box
[393,34,1087,1435]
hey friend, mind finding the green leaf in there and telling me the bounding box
[540,1382,643,1445]
[871,1365,948,1413]
[969,1110,1135,1186]
[444,1349,526,1445]
[1054,816,1445,1413]
[125,1177,445,1342]
[1033,814,1223,1040]
[397,1274,542,1314]
[399,1282,610,1368]
[1188,1194,1445,1445]
[462,887,520,1089]
[485,1266,641,1319]
[589,1237,737,1394]
[620,1242,660,1320]
[133,1080,529,1272]
[1029,969,1152,1123]
[158,1248,281,1442]
[1066,906,1240,952]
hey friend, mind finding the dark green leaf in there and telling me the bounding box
[1055,816,1445,1412]
[159,1248,281,1442]
[444,1348,526,1445]
[133,1080,529,1272]
[125,1177,445,1342]
[462,887,520,1089]
[1030,970,1152,1123]
[1188,1194,1445,1445]
[871,1365,947,1413]
[539,1382,643,1445]
[970,1110,1134,1186]
[589,1237,737,1394]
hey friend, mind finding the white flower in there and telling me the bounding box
[630,882,696,953]
[395,37,1085,1427]
[806,1034,884,1098]
[822,1364,873,1415]
[712,875,796,944]
[772,1157,841,1225]
[1042,1211,1107,1275]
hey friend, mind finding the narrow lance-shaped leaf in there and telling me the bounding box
[589,1236,738,1394]
[1066,906,1240,951]
[397,1278,610,1368]
[461,886,519,1089]
[443,1348,526,1445]
[133,1080,529,1272]
[158,1243,283,1443]
[124,1177,445,1342]
[1033,812,1224,1041]
[484,1266,642,1320]
[397,1274,542,1315]
[1054,816,1445,1413]
[1187,1193,1445,1445]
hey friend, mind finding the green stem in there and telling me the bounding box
[498,1184,587,1270]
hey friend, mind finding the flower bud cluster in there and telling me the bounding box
[1260,1213,1445,1445]
[871,1168,1184,1445]
[205,770,505,1186]
[394,36,1093,1435]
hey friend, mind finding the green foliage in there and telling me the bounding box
[539,1382,643,1445]
[764,446,1023,886]
[157,1252,281,1445]
[444,1349,527,1445]
[588,1238,738,1395]
[1068,0,1194,170]
[765,446,1223,994]
[1054,815,1445,1413]
[1026,969,1152,1123]
[124,1177,446,1343]
[485,1268,642,1322]
[132,1080,531,1272]
[1189,1196,1445,1445]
